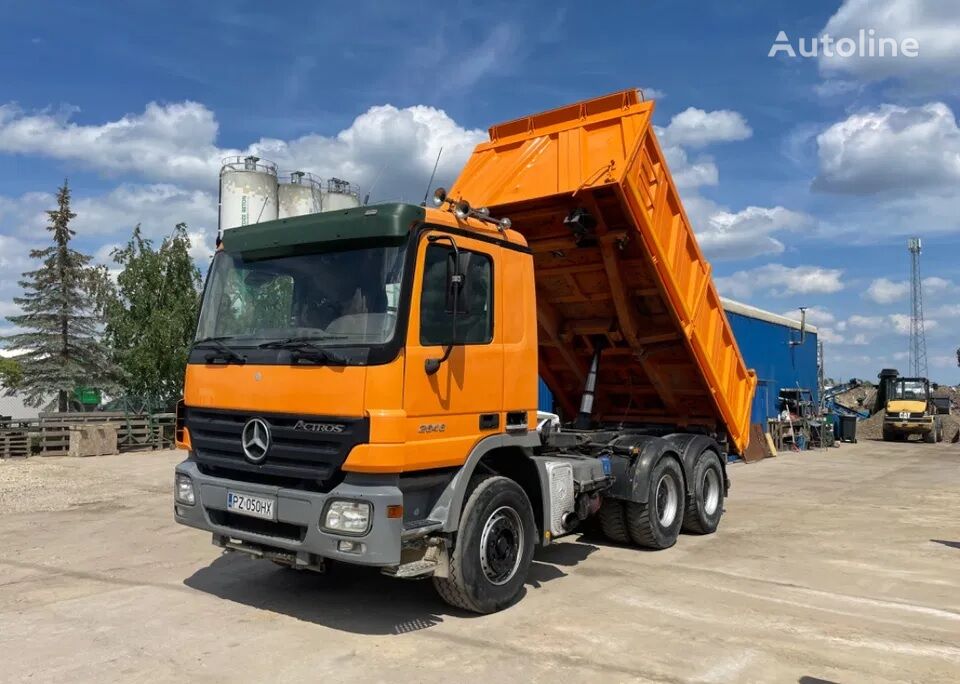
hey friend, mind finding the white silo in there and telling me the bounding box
[322,177,361,211]
[219,156,279,230]
[278,171,323,219]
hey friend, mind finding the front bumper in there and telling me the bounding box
[883,418,933,433]
[174,459,403,566]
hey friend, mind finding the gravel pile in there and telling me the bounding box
[856,410,960,442]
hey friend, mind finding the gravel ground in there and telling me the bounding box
[0,454,162,513]
[2,443,960,682]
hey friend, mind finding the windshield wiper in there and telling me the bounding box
[259,338,349,365]
[195,337,246,365]
[258,334,347,348]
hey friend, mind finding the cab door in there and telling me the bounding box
[402,229,504,470]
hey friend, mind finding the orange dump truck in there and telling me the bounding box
[173,90,756,613]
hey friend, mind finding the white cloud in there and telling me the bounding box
[72,184,216,239]
[715,264,845,299]
[818,327,845,344]
[0,101,487,202]
[923,276,953,293]
[249,104,486,203]
[651,106,808,262]
[813,102,960,195]
[640,87,666,100]
[780,305,835,326]
[819,0,960,84]
[658,107,752,148]
[661,145,719,189]
[697,205,813,261]
[187,231,215,263]
[930,303,960,317]
[888,313,938,334]
[864,277,910,304]
[848,314,886,329]
[931,353,959,368]
[0,101,225,188]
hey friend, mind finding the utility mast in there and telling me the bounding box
[907,237,928,378]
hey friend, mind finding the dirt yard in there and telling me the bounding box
[1,439,959,682]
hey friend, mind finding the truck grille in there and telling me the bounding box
[185,407,369,489]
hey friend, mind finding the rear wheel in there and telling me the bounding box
[625,458,685,549]
[433,475,536,614]
[682,451,724,535]
[923,427,936,443]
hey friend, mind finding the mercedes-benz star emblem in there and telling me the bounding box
[241,418,271,463]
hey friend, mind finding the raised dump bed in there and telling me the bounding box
[449,90,756,453]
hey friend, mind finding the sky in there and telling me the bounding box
[1,0,960,382]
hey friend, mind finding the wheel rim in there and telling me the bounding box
[655,473,679,527]
[479,505,524,586]
[702,468,720,515]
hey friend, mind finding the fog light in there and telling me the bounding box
[338,540,365,553]
[175,473,195,505]
[323,500,371,535]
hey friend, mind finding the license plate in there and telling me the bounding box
[226,491,276,521]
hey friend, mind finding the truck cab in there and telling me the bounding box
[882,376,943,443]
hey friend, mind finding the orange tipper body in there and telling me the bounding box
[173,90,755,612]
[449,89,756,454]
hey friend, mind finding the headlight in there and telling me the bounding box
[175,473,195,505]
[323,500,372,535]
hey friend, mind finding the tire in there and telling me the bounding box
[923,428,936,443]
[882,427,893,442]
[625,457,685,549]
[681,451,724,535]
[936,421,944,443]
[433,475,536,614]
[598,500,630,543]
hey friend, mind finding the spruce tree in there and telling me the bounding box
[2,181,115,411]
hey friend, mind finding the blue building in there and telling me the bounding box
[721,298,819,427]
[537,298,820,430]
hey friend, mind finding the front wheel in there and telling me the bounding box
[433,475,536,614]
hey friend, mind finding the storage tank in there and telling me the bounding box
[219,156,279,230]
[322,177,361,211]
[278,171,323,219]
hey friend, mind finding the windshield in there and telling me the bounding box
[892,379,927,401]
[196,240,407,347]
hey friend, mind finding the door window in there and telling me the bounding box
[419,244,493,346]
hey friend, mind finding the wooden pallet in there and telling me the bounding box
[2,412,178,457]
[0,429,30,458]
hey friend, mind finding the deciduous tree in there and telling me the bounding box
[104,223,202,408]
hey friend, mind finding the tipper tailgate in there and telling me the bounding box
[449,90,756,454]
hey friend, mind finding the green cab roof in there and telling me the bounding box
[220,203,425,258]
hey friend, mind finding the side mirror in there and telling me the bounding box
[425,235,464,375]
